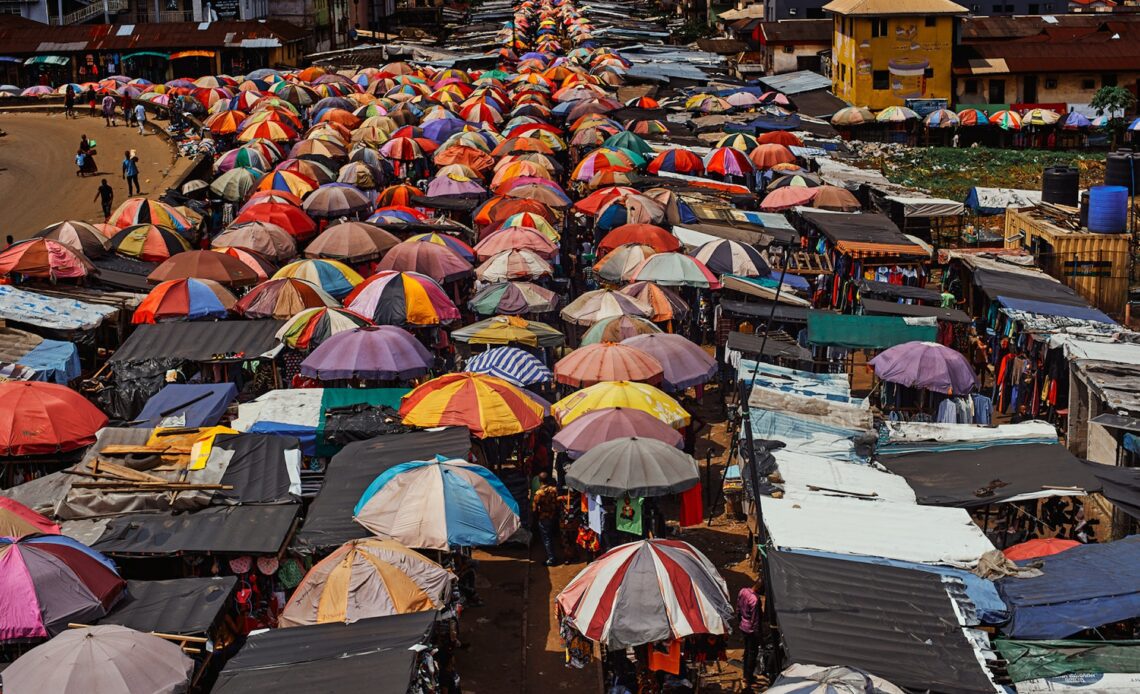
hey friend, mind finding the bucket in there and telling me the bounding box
[1087,185,1128,233]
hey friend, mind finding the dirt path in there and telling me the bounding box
[0,111,181,239]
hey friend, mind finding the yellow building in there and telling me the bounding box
[824,0,966,111]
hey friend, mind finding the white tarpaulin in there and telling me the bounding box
[232,389,324,431]
[880,421,1058,446]
[771,449,917,503]
[965,187,1041,214]
[761,494,995,567]
[886,195,965,218]
[1059,337,1140,366]
[749,385,873,431]
[0,285,118,331]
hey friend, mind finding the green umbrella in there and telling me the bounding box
[209,166,263,202]
[603,131,655,158]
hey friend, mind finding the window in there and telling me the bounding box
[970,3,980,10]
[871,18,888,37]
[1044,3,1053,10]
[807,7,824,17]
[1004,4,1015,10]
[873,70,890,90]
[924,67,934,79]
[965,78,980,93]
[788,7,797,14]
[783,45,795,53]
[1103,73,1118,87]
[840,63,847,82]
[991,4,1002,11]
[1045,77,1057,89]
[1028,3,1039,11]
[924,15,936,26]
[1081,78,1096,90]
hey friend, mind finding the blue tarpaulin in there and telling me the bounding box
[133,383,238,428]
[17,339,80,384]
[998,536,1140,639]
[997,296,1115,325]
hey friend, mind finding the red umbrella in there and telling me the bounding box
[474,227,558,261]
[0,382,107,456]
[748,143,796,169]
[598,224,680,255]
[1003,538,1081,561]
[147,250,261,287]
[574,186,639,216]
[234,201,317,239]
[0,239,93,280]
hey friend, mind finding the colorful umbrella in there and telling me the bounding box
[0,239,93,280]
[399,373,546,438]
[923,108,959,129]
[256,169,318,198]
[830,106,874,127]
[630,252,721,289]
[273,258,363,300]
[553,407,683,459]
[278,538,455,627]
[107,198,194,233]
[552,380,689,428]
[556,539,731,647]
[345,270,461,326]
[276,307,373,351]
[33,221,110,258]
[147,250,260,287]
[691,239,769,277]
[0,535,125,641]
[957,108,990,127]
[235,201,318,238]
[1023,108,1061,126]
[593,243,657,284]
[0,498,59,538]
[703,147,754,176]
[989,109,1022,131]
[110,224,190,262]
[452,315,564,348]
[464,346,553,387]
[474,226,559,261]
[234,278,338,319]
[1062,111,1091,130]
[3,625,193,692]
[647,148,704,176]
[622,333,718,392]
[133,278,235,324]
[619,282,689,323]
[868,341,977,395]
[876,106,919,123]
[560,288,654,327]
[565,436,698,497]
[303,183,372,219]
[597,224,679,255]
[581,315,663,346]
[554,343,663,387]
[468,281,559,316]
[353,454,521,549]
[300,325,432,381]
[407,233,476,263]
[476,249,554,282]
[377,241,475,284]
[209,166,263,202]
[212,221,297,261]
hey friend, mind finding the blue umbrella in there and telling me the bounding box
[1063,111,1091,130]
[464,346,552,386]
[423,117,468,144]
[1128,117,1140,132]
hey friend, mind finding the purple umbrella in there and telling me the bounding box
[868,341,977,395]
[423,117,467,143]
[299,325,433,381]
[553,407,683,459]
[426,174,486,197]
[621,333,717,392]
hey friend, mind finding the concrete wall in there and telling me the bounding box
[832,14,956,110]
[769,43,827,73]
[955,71,1140,107]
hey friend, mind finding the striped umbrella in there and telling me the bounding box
[276,307,373,350]
[876,106,919,123]
[234,278,338,319]
[0,239,93,280]
[345,270,460,326]
[464,346,553,386]
[956,108,990,127]
[716,132,760,152]
[468,281,559,316]
[630,252,721,289]
[452,315,565,348]
[989,109,1022,131]
[133,278,235,324]
[475,249,553,282]
[692,239,770,277]
[647,148,704,175]
[923,108,959,129]
[1023,108,1061,126]
[278,538,456,627]
[256,169,318,198]
[108,198,194,232]
[703,147,754,176]
[581,315,663,346]
[110,224,190,262]
[619,282,688,323]
[353,455,521,549]
[555,539,731,648]
[552,380,689,428]
[399,372,546,438]
[273,258,363,300]
[593,243,657,284]
[560,288,654,327]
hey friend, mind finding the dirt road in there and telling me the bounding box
[0,111,181,239]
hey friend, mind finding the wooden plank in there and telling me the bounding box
[87,460,169,484]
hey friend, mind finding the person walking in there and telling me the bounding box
[101,94,116,127]
[122,151,139,196]
[85,86,97,117]
[64,86,75,119]
[94,178,114,220]
[738,579,766,688]
[134,103,147,135]
[532,473,561,566]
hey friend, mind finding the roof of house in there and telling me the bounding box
[956,24,1140,72]
[822,0,967,15]
[759,19,832,44]
[0,17,307,55]
[718,4,766,20]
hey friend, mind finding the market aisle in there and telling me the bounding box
[455,547,528,693]
[526,549,597,693]
[0,111,180,238]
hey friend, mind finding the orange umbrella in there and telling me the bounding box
[553,343,664,387]
[598,224,680,255]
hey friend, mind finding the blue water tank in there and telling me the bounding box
[1087,185,1129,233]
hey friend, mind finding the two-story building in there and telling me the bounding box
[825,0,966,110]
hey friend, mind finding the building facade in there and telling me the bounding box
[826,0,965,110]
[270,0,350,53]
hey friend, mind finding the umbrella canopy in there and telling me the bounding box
[831,106,874,126]
[552,407,683,459]
[399,372,546,438]
[566,436,698,497]
[0,535,125,641]
[593,243,657,284]
[476,249,553,282]
[147,250,260,287]
[924,108,960,129]
[597,224,679,255]
[619,282,688,323]
[464,346,553,387]
[1023,108,1061,126]
[630,252,721,289]
[622,333,717,392]
[0,382,107,456]
[108,198,193,233]
[1002,537,1081,561]
[234,278,338,319]
[278,538,455,627]
[474,227,558,261]
[276,306,373,351]
[554,342,663,387]
[305,221,400,262]
[0,239,93,280]
[748,143,796,169]
[273,258,364,300]
[300,325,432,381]
[0,498,60,538]
[212,221,297,262]
[647,148,704,176]
[989,109,1022,131]
[876,105,919,122]
[552,380,689,428]
[556,539,731,648]
[303,183,372,219]
[468,281,559,316]
[408,233,477,263]
[581,315,663,346]
[378,241,475,284]
[452,315,565,348]
[235,201,317,238]
[957,108,990,127]
[354,455,521,549]
[133,278,235,324]
[868,341,977,395]
[210,166,262,202]
[692,239,769,277]
[767,664,905,694]
[2,624,193,694]
[110,224,190,262]
[560,288,654,327]
[34,221,110,258]
[761,185,818,211]
[812,185,861,212]
[345,270,460,326]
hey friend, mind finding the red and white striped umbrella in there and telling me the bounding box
[555,539,732,648]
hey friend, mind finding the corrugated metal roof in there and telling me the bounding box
[92,504,300,555]
[770,449,917,503]
[0,16,306,55]
[762,494,995,566]
[99,576,237,637]
[822,0,967,14]
[110,320,283,364]
[757,69,832,95]
[759,19,831,43]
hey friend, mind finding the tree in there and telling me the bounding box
[1090,85,1137,148]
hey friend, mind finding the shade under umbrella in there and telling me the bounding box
[553,407,683,459]
[3,624,193,694]
[868,341,977,395]
[622,333,717,391]
[566,436,698,497]
[299,325,432,381]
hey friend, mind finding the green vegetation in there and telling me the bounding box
[1090,86,1137,149]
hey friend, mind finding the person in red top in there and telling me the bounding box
[737,579,764,687]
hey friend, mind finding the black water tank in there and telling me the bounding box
[1042,166,1080,206]
[1105,149,1138,195]
[1080,191,1090,229]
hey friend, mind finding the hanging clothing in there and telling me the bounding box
[647,640,681,675]
[679,483,704,527]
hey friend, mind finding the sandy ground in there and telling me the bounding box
[0,111,182,238]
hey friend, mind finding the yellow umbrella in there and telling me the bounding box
[551,380,690,428]
[399,372,545,438]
